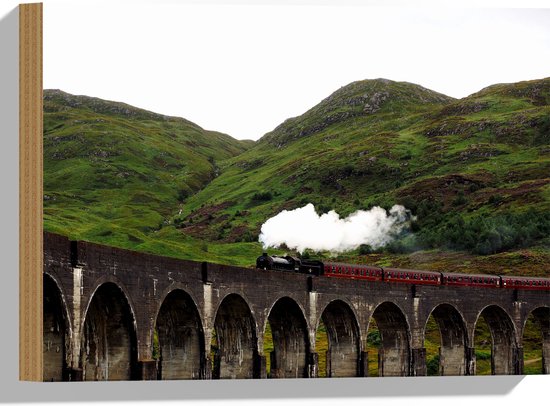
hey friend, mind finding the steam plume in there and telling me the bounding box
[259,203,412,253]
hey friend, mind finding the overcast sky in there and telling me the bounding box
[43,1,550,140]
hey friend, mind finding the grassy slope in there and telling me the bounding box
[176,78,550,274]
[43,89,256,262]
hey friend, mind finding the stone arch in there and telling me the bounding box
[521,306,550,374]
[265,296,309,378]
[212,293,258,379]
[474,305,518,375]
[155,288,205,380]
[81,282,138,381]
[81,275,140,352]
[424,303,468,376]
[368,301,410,377]
[43,273,70,381]
[317,299,361,377]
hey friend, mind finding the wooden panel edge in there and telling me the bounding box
[19,2,43,382]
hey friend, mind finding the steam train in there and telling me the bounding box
[256,253,550,291]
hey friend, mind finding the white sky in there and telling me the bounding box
[42,1,550,140]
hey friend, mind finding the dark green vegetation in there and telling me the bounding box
[44,79,550,273]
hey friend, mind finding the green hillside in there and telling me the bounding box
[44,78,550,274]
[175,78,550,274]
[43,89,257,262]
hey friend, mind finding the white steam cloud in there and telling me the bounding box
[259,203,413,253]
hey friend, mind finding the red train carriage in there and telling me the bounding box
[383,268,441,286]
[441,273,500,288]
[256,253,550,291]
[324,262,383,281]
[501,275,550,291]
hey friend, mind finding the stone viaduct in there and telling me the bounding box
[43,232,550,381]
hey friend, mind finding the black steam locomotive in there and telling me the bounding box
[256,253,324,275]
[256,253,550,291]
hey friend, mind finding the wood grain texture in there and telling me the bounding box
[19,2,43,382]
